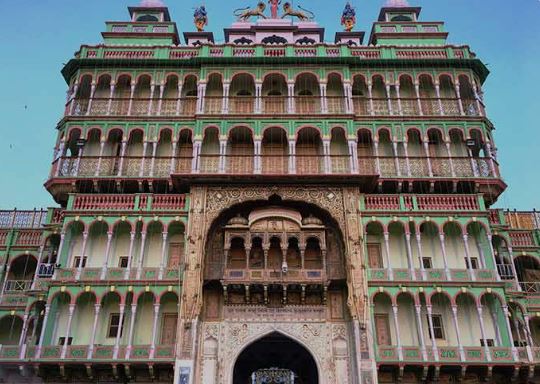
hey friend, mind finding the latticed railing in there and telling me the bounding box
[50,155,499,179]
[0,210,47,229]
[363,194,481,211]
[67,95,483,117]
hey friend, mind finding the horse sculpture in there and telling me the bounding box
[234,2,268,21]
[281,2,315,21]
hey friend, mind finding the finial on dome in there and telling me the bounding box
[140,0,165,7]
[385,0,410,7]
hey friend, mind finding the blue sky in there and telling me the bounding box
[0,0,538,209]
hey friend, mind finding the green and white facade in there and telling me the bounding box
[1,1,539,383]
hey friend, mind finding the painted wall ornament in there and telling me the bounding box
[268,0,282,19]
[234,2,268,21]
[193,5,208,32]
[341,2,356,32]
[282,2,315,21]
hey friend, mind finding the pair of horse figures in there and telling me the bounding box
[234,1,315,22]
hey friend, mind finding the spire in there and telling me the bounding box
[139,0,165,7]
[385,0,410,7]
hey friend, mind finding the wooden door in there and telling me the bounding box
[167,242,184,268]
[160,313,178,345]
[367,243,383,268]
[375,314,392,346]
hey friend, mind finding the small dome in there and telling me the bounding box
[228,214,248,226]
[302,215,322,226]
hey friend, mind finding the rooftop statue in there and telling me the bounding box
[282,2,314,21]
[268,0,281,19]
[341,2,356,32]
[234,2,268,21]
[193,5,208,32]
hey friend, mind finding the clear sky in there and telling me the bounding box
[0,0,538,210]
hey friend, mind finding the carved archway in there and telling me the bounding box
[230,330,321,384]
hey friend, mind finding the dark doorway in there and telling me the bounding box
[233,332,319,384]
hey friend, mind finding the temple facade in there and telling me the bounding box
[0,1,539,383]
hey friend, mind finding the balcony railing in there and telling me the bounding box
[368,268,497,282]
[363,194,483,212]
[78,44,474,61]
[53,266,182,281]
[0,344,176,362]
[50,155,499,180]
[509,231,538,248]
[376,345,514,363]
[4,280,33,293]
[65,96,484,117]
[69,193,187,211]
[38,263,55,278]
[222,268,326,283]
[0,209,47,229]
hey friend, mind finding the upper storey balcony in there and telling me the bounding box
[47,124,503,203]
[63,71,485,120]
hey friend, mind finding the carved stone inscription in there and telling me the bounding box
[224,305,326,322]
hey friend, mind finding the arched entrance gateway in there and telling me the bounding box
[233,332,318,384]
[176,186,373,384]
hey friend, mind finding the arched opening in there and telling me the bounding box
[91,75,112,115]
[230,73,256,114]
[399,74,418,115]
[181,75,198,115]
[176,129,194,173]
[262,127,288,174]
[371,75,388,115]
[458,75,477,115]
[132,75,153,116]
[112,74,132,115]
[205,73,224,114]
[439,75,459,115]
[418,75,437,115]
[162,75,179,115]
[5,254,37,292]
[233,332,319,384]
[294,73,320,114]
[262,73,287,113]
[296,127,323,175]
[352,75,368,115]
[357,129,374,174]
[329,127,349,173]
[326,73,345,114]
[227,126,254,174]
[200,127,220,173]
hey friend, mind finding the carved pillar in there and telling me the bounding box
[127,82,136,116]
[176,82,183,116]
[113,304,126,359]
[435,83,444,116]
[222,82,230,114]
[157,83,165,116]
[150,303,160,358]
[367,82,374,116]
[426,304,439,362]
[439,233,451,280]
[159,231,169,279]
[60,304,76,358]
[86,82,96,116]
[414,82,423,116]
[414,304,428,360]
[219,138,228,174]
[88,303,101,360]
[117,140,128,177]
[36,304,51,358]
[288,139,296,174]
[395,83,403,116]
[348,139,358,174]
[451,305,466,361]
[404,232,416,280]
[254,138,262,174]
[415,232,426,281]
[100,231,114,280]
[320,82,328,114]
[124,231,136,280]
[287,82,295,114]
[462,234,476,281]
[383,232,393,280]
[125,303,138,359]
[454,82,465,116]
[136,230,147,279]
[385,84,393,115]
[75,231,89,280]
[255,81,262,114]
[476,305,492,362]
[323,138,331,174]
[106,82,116,115]
[392,304,403,360]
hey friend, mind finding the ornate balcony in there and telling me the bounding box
[367,268,498,283]
[222,268,327,285]
[64,95,485,118]
[375,345,514,364]
[67,193,187,212]
[362,194,484,212]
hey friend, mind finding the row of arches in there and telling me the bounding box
[55,124,494,178]
[372,291,509,351]
[365,220,493,273]
[68,71,483,117]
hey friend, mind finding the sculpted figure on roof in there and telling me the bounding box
[234,2,268,21]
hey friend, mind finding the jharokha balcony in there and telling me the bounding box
[64,71,486,118]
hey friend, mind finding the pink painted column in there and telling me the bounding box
[100,231,114,280]
[149,303,160,359]
[75,231,89,280]
[36,304,51,358]
[158,231,169,279]
[61,304,76,358]
[125,303,138,359]
[136,229,147,279]
[113,304,126,359]
[87,304,101,359]
[438,232,451,280]
[124,231,136,280]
